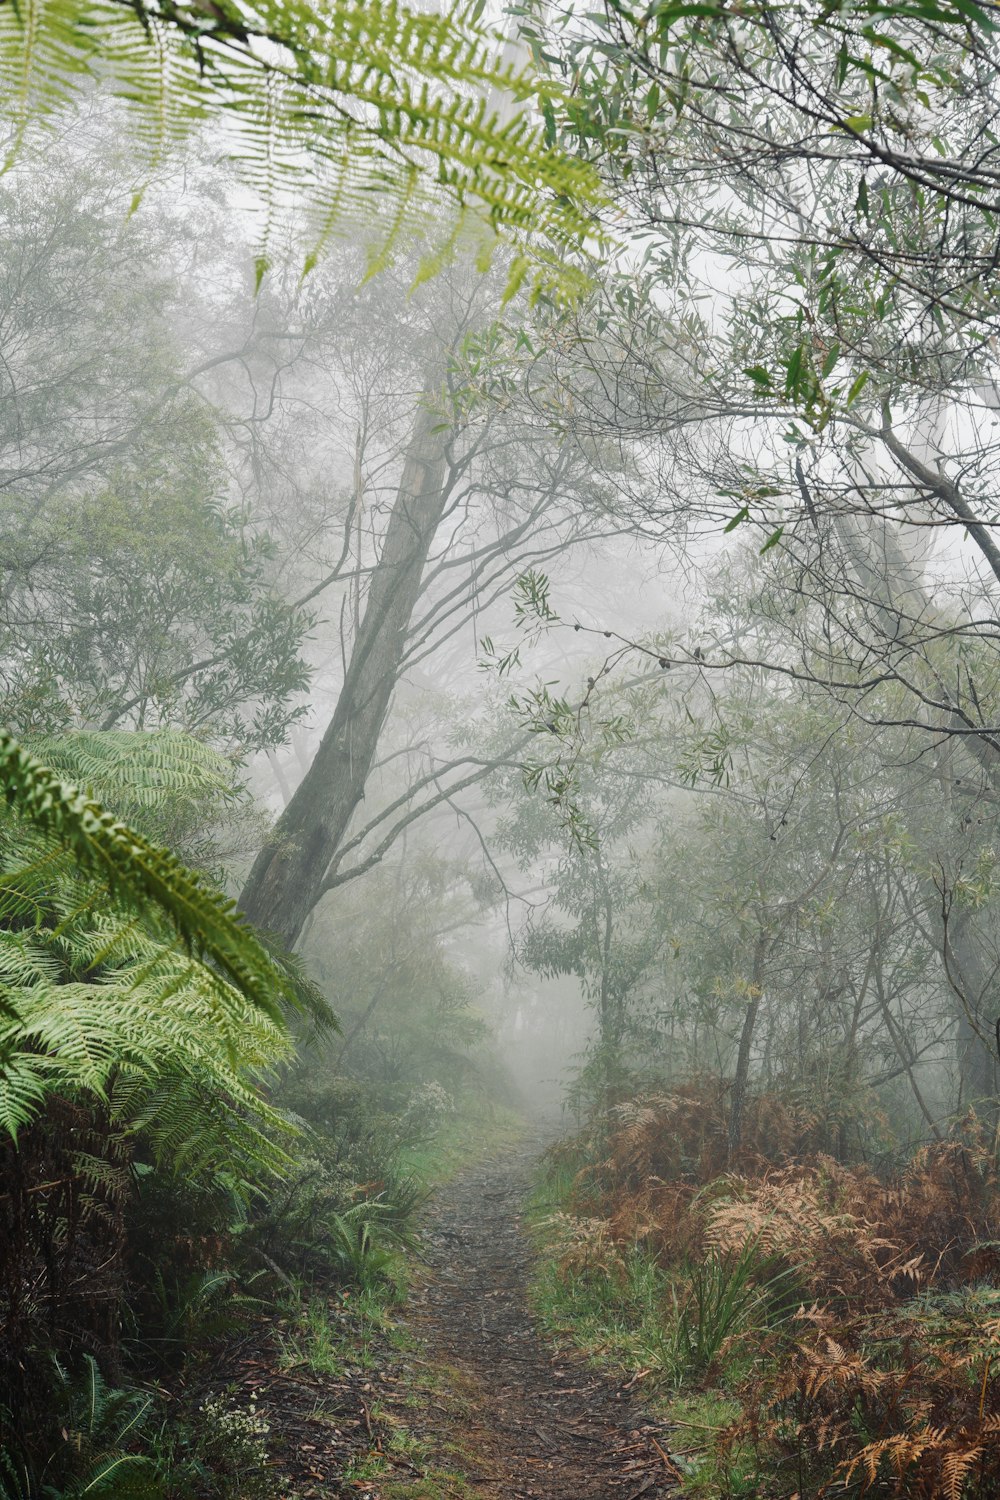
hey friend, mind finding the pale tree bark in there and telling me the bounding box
[239,22,539,951]
[239,403,451,947]
[940,905,1000,1112]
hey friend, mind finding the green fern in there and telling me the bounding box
[0,728,325,1185]
[0,730,296,1026]
[41,1356,160,1498]
[0,0,601,296]
[0,1356,163,1499]
[30,732,233,822]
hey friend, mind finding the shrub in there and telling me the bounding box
[547,1082,1000,1497]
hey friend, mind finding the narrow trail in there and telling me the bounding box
[391,1136,681,1500]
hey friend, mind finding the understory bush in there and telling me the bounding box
[0,733,447,1498]
[539,1082,1000,1498]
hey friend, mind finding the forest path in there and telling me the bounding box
[381,1133,681,1500]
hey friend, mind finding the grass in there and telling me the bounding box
[667,1392,758,1499]
[276,1279,404,1377]
[380,1479,476,1500]
[337,1346,487,1500]
[342,1451,390,1482]
[397,1101,524,1187]
[376,1408,480,1500]
[524,1161,781,1499]
[530,1235,670,1368]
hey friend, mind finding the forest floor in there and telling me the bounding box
[224,1130,681,1499]
[377,1133,682,1500]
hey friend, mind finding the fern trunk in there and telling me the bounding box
[239,403,450,948]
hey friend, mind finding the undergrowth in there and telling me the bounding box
[0,1077,515,1500]
[529,1080,1000,1498]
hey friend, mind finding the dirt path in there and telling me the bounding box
[389,1136,681,1500]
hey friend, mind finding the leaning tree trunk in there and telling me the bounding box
[240,24,532,953]
[239,403,449,948]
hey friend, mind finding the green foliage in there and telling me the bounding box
[0,728,304,1476]
[0,0,601,296]
[243,1135,424,1287]
[663,1243,799,1385]
[136,1268,265,1370]
[0,729,306,1036]
[157,1392,273,1500]
[0,153,313,753]
[0,1355,161,1500]
[324,1201,409,1290]
[2,484,312,753]
[303,855,489,1110]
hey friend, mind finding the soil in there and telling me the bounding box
[227,1133,681,1499]
[384,1134,681,1500]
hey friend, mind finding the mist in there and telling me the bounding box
[4,10,1000,1496]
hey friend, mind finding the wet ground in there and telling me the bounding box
[389,1136,681,1500]
[231,1133,681,1498]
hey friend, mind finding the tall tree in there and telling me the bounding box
[240,398,452,944]
[236,274,628,945]
[0,143,310,749]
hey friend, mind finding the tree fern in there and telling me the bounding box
[0,730,299,1026]
[0,848,298,1180]
[0,0,601,296]
[0,728,319,1480]
[0,728,329,1159]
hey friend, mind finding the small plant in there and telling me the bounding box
[133,1267,266,1369]
[177,1392,274,1500]
[327,1200,409,1289]
[1,1356,161,1500]
[665,1239,800,1384]
[342,1452,389,1484]
[276,1296,348,1377]
[401,1082,455,1138]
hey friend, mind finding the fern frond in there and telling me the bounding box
[0,0,603,296]
[0,730,290,1023]
[32,730,233,812]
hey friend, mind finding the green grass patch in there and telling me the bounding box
[276,1280,403,1378]
[364,1359,486,1500]
[379,1477,476,1500]
[524,1160,783,1499]
[667,1391,758,1499]
[342,1451,390,1483]
[397,1100,524,1187]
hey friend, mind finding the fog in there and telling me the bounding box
[4,105,999,1151]
[6,18,1000,1494]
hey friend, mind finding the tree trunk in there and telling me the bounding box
[939,905,999,1116]
[239,402,449,948]
[727,932,767,1164]
[831,494,1000,1120]
[597,871,618,1114]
